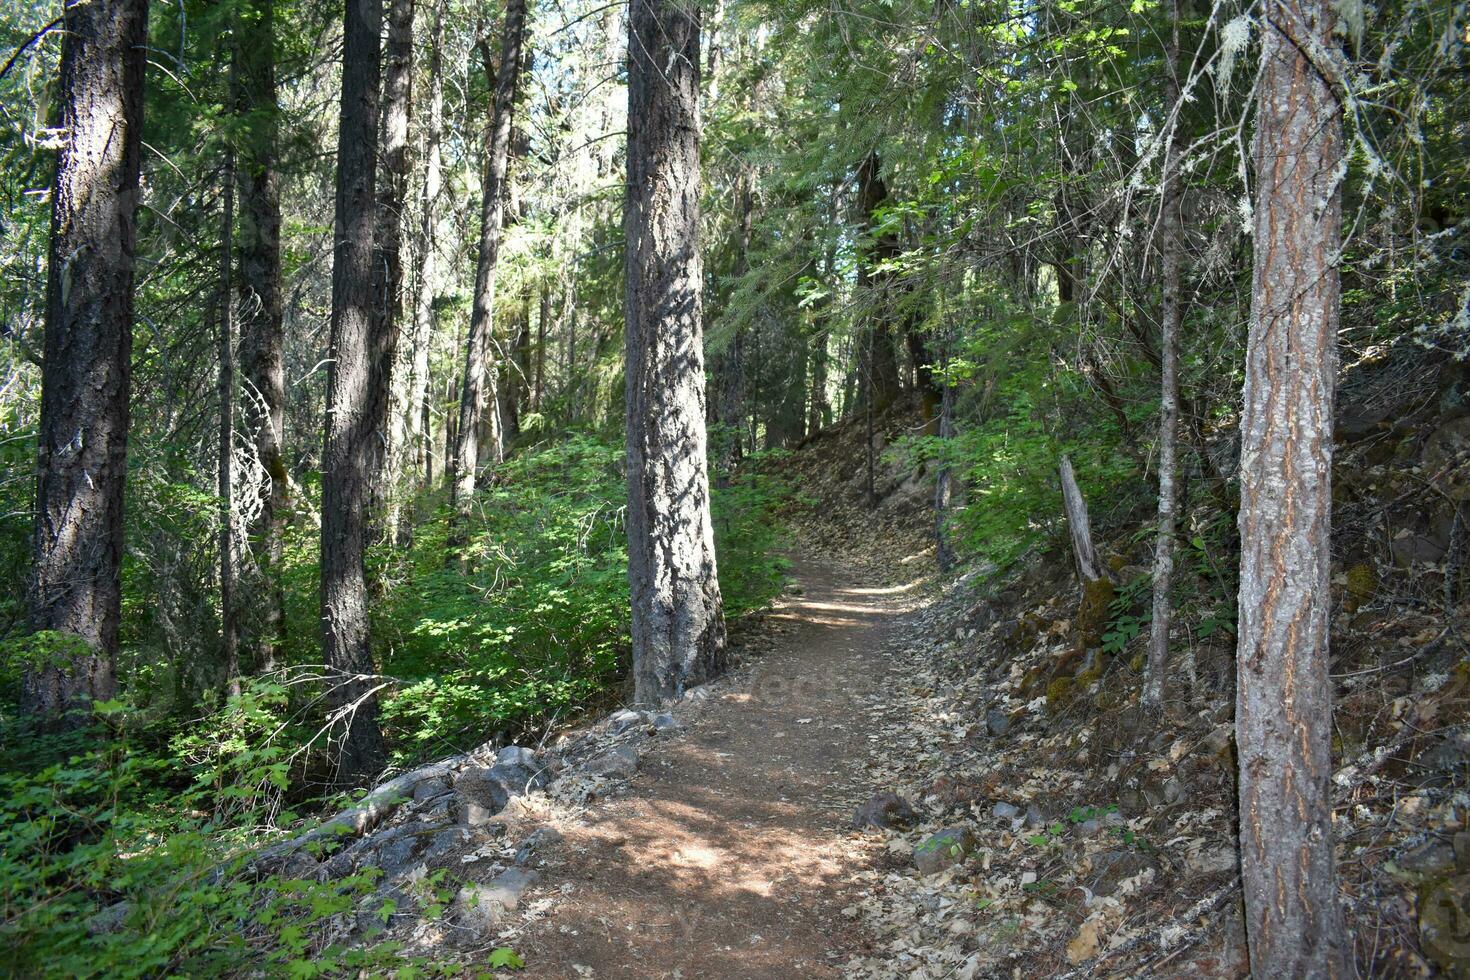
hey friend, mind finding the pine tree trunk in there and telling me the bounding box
[447,0,528,555]
[217,139,241,698]
[375,0,414,542]
[1143,1,1185,714]
[1235,1,1347,972]
[235,0,286,674]
[409,0,444,491]
[322,0,387,785]
[24,0,148,727]
[856,151,902,412]
[625,0,727,705]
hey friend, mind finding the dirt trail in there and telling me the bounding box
[514,557,918,978]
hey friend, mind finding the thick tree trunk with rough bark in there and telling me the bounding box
[217,139,241,698]
[375,0,413,541]
[1235,1,1348,974]
[24,0,148,727]
[322,0,387,785]
[625,0,727,705]
[447,0,527,554]
[1144,2,1185,714]
[235,0,286,674]
[856,151,902,413]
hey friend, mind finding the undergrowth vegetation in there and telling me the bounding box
[0,436,790,976]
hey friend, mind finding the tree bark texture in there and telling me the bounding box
[217,138,241,697]
[321,0,387,784]
[408,0,443,489]
[447,0,527,554]
[235,0,287,673]
[625,0,727,705]
[1235,1,1348,974]
[374,0,414,541]
[1059,455,1103,588]
[1144,2,1185,713]
[856,151,902,413]
[24,0,148,726]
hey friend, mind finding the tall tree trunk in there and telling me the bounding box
[236,0,286,674]
[534,280,548,411]
[24,0,148,728]
[1235,0,1348,974]
[934,328,956,572]
[856,151,902,412]
[409,0,444,490]
[1143,1,1185,713]
[217,138,241,699]
[447,0,528,555]
[321,0,387,785]
[625,0,727,705]
[375,0,414,543]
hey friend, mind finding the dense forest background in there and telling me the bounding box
[0,0,1466,973]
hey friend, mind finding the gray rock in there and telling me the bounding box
[514,826,565,866]
[412,775,451,803]
[357,886,415,936]
[1185,846,1238,876]
[423,826,472,864]
[914,828,975,875]
[1400,839,1458,875]
[992,801,1022,822]
[455,869,541,933]
[587,744,640,779]
[366,825,439,877]
[985,708,1012,737]
[496,746,540,769]
[852,792,917,831]
[1024,804,1045,828]
[1163,776,1187,806]
[1076,818,1102,836]
[653,712,681,734]
[681,686,713,703]
[456,800,496,828]
[608,709,644,734]
[86,901,130,936]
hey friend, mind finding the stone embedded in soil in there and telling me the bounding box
[587,744,640,779]
[412,775,451,803]
[455,762,550,817]
[455,869,541,933]
[852,791,917,830]
[914,828,975,875]
[985,708,1012,737]
[653,712,681,734]
[992,801,1022,822]
[608,709,643,734]
[515,826,564,866]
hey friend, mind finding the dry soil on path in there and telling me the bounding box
[513,557,920,979]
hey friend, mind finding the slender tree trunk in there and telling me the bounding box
[410,2,444,490]
[236,0,286,674]
[534,280,548,411]
[322,0,387,785]
[23,0,148,728]
[934,328,956,572]
[625,0,727,705]
[375,0,414,543]
[217,140,242,698]
[1235,0,1347,973]
[1144,2,1185,713]
[447,0,528,555]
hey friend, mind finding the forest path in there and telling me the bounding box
[512,557,917,978]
